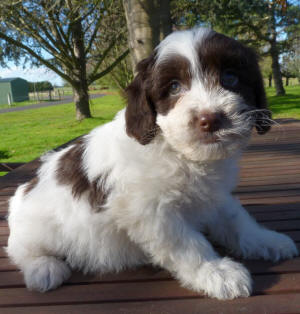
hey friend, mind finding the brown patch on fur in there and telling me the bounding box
[151,55,192,115]
[88,175,110,210]
[125,54,158,145]
[56,139,109,212]
[24,176,39,195]
[198,32,271,134]
[56,138,88,199]
[125,54,192,144]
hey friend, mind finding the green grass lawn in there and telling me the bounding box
[266,85,300,119]
[0,94,125,167]
[0,85,299,174]
[0,99,41,109]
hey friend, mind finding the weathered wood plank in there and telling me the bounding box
[237,183,300,192]
[0,281,198,307]
[241,196,300,205]
[2,259,300,289]
[246,203,300,213]
[1,294,300,314]
[252,210,300,222]
[0,272,299,308]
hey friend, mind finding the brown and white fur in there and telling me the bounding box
[7,28,298,300]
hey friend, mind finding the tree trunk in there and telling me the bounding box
[123,0,172,73]
[286,77,289,86]
[268,3,285,98]
[70,7,91,119]
[149,0,172,46]
[270,45,285,95]
[73,82,91,120]
[268,74,272,87]
[268,3,285,96]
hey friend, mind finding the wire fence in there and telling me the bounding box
[29,89,63,102]
[0,88,74,107]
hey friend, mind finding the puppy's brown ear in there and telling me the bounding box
[125,54,157,145]
[253,58,272,135]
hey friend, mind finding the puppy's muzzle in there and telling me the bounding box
[198,111,225,133]
[190,110,228,144]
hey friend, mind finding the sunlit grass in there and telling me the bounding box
[266,85,300,120]
[0,99,40,109]
[0,94,125,163]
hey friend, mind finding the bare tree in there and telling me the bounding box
[0,0,129,119]
[93,0,133,90]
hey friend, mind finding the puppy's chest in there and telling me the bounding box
[183,172,226,202]
[112,158,237,211]
[174,168,234,228]
[149,165,231,213]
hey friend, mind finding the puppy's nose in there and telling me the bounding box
[198,111,223,133]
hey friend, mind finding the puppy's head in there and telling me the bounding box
[125,28,271,161]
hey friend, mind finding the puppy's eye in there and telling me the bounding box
[221,70,239,88]
[169,81,182,95]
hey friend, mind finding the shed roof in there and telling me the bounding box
[0,77,23,83]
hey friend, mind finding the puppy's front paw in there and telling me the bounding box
[239,230,298,262]
[24,256,71,292]
[197,258,252,300]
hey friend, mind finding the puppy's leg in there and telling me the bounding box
[7,186,71,292]
[211,196,298,261]
[118,206,251,300]
[23,256,71,292]
[7,233,71,292]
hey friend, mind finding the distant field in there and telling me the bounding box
[0,85,299,174]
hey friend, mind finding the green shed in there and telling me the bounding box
[0,77,29,105]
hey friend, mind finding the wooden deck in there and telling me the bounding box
[0,119,300,313]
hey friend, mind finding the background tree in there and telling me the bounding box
[0,0,129,120]
[96,53,133,91]
[260,56,273,87]
[172,0,300,96]
[281,38,300,84]
[28,81,54,92]
[123,0,172,72]
[281,55,297,86]
[93,0,133,90]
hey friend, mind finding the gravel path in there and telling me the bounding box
[0,93,105,114]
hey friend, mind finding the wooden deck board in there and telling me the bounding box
[0,119,300,313]
[0,296,299,314]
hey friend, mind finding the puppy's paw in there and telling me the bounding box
[197,257,252,300]
[239,230,298,262]
[24,256,71,292]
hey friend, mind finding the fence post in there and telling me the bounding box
[7,93,12,106]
